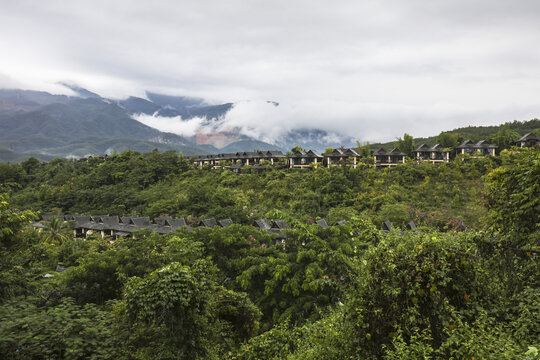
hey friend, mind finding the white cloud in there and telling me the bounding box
[0,0,539,142]
[132,113,206,138]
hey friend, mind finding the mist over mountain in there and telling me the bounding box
[0,84,357,162]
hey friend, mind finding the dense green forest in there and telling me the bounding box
[371,118,540,152]
[0,147,538,359]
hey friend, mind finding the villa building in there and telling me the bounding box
[414,143,451,163]
[325,147,361,168]
[515,133,539,148]
[373,148,407,167]
[289,150,323,168]
[455,140,497,156]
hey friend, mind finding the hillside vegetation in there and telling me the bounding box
[370,118,540,150]
[0,147,538,359]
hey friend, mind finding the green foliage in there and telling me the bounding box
[288,308,357,360]
[0,193,37,247]
[485,148,540,243]
[117,261,216,359]
[488,125,521,151]
[41,216,73,245]
[348,231,484,358]
[0,297,116,360]
[437,131,461,148]
[213,287,262,344]
[0,148,538,359]
[230,321,302,360]
[394,133,414,157]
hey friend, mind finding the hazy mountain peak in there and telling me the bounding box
[145,92,207,112]
[58,82,101,99]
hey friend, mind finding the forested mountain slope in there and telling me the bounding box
[2,150,494,229]
[0,148,538,359]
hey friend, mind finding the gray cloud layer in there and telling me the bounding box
[1,0,539,142]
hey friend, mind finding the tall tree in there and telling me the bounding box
[395,133,414,157]
[41,216,72,245]
[355,141,372,158]
[437,132,461,148]
[488,125,520,151]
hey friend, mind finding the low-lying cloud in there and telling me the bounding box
[132,113,207,138]
[2,1,540,142]
[132,98,540,146]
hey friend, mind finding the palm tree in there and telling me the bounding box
[41,217,72,245]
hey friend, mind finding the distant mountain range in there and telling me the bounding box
[0,84,356,162]
[1,84,537,163]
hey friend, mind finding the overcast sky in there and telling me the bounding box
[1,0,539,142]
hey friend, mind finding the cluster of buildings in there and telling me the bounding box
[33,214,467,242]
[192,133,539,169]
[33,214,347,240]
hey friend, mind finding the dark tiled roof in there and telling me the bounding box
[201,218,218,228]
[517,132,539,142]
[253,218,272,230]
[266,150,285,157]
[330,148,345,156]
[415,144,431,151]
[456,140,475,148]
[305,150,323,158]
[74,215,92,227]
[316,219,329,228]
[344,148,360,157]
[389,148,406,155]
[102,216,120,227]
[292,150,307,157]
[154,217,173,226]
[131,217,151,228]
[218,219,233,227]
[273,220,290,229]
[169,218,190,230]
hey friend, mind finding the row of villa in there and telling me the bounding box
[192,133,539,169]
[33,214,467,241]
[34,214,345,240]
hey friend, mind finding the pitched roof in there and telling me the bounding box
[389,148,406,155]
[253,218,272,230]
[344,148,360,156]
[373,148,388,155]
[265,150,285,157]
[273,220,290,229]
[415,144,431,151]
[330,148,345,156]
[154,217,173,226]
[316,219,329,228]
[517,132,539,142]
[305,150,323,158]
[102,216,120,227]
[131,217,151,227]
[201,218,218,228]
[218,219,233,227]
[456,140,475,148]
[382,220,392,231]
[168,218,187,228]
